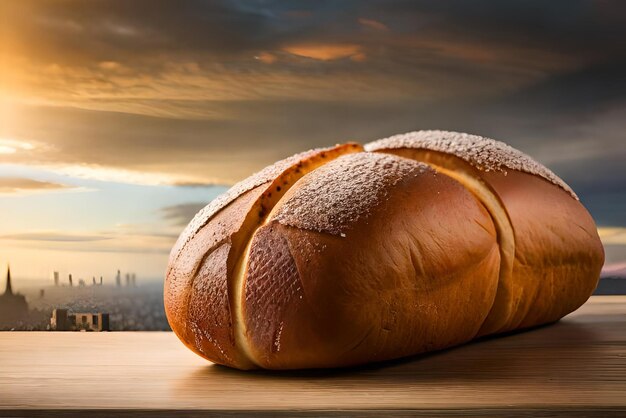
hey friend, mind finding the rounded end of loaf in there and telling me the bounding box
[366,131,605,335]
[165,142,364,369]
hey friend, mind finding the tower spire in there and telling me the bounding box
[5,265,13,295]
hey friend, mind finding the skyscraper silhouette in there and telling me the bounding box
[5,266,13,295]
[0,266,28,326]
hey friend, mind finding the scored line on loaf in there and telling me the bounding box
[227,143,363,368]
[371,146,517,335]
[170,145,360,265]
[164,142,362,369]
[366,131,576,335]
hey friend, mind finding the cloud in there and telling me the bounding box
[283,43,364,61]
[358,18,388,31]
[53,164,208,186]
[6,0,619,118]
[0,139,35,155]
[376,0,624,57]
[1,1,279,64]
[0,177,74,194]
[254,52,277,64]
[172,181,228,188]
[0,0,624,232]
[1,230,177,254]
[604,245,626,266]
[1,232,111,242]
[598,228,626,246]
[160,202,208,227]
[3,56,625,191]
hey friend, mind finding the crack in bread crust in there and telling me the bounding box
[170,146,364,266]
[368,148,517,336]
[229,143,363,368]
[241,152,502,368]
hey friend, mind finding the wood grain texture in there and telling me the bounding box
[0,296,625,417]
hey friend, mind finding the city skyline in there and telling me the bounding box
[0,262,144,289]
[1,1,625,280]
[0,263,170,331]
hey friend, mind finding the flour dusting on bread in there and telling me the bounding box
[173,146,350,258]
[365,130,577,199]
[273,153,428,235]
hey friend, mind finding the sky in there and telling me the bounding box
[1,0,625,285]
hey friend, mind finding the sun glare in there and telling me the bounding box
[0,139,35,154]
[0,146,17,154]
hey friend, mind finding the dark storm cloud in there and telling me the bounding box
[6,0,624,117]
[446,59,626,227]
[7,0,623,68]
[4,1,280,63]
[376,0,625,55]
[4,0,372,68]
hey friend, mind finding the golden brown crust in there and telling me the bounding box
[168,145,360,265]
[367,131,604,336]
[243,153,501,369]
[166,130,604,370]
[164,143,363,369]
[164,185,268,367]
[481,170,603,330]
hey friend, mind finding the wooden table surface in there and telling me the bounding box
[1,296,625,417]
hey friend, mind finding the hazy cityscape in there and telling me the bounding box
[0,266,170,331]
[0,262,625,332]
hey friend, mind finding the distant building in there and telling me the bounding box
[0,266,29,325]
[53,271,59,286]
[50,308,71,330]
[115,270,121,287]
[51,308,110,331]
[68,274,73,287]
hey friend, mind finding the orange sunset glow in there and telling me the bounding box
[1,0,625,284]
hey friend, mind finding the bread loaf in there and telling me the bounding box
[165,130,604,370]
